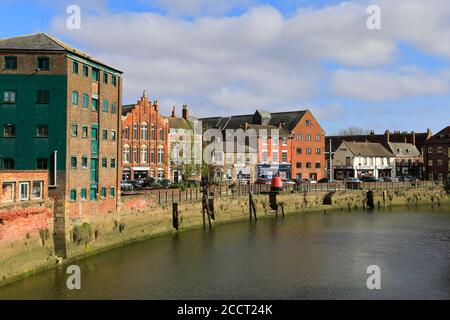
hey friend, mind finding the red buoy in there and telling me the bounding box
[271,175,283,192]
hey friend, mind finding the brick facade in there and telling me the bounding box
[424,126,450,182]
[121,92,169,180]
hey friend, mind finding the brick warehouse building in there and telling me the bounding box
[424,126,450,182]
[121,91,169,180]
[0,33,122,254]
[201,109,325,181]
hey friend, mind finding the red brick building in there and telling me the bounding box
[121,92,169,180]
[424,126,450,182]
[1,170,48,203]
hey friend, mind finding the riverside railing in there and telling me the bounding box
[122,180,442,206]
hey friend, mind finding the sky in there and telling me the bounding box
[0,0,449,135]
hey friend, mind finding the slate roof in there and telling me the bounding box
[200,110,307,133]
[122,104,134,116]
[0,33,122,72]
[341,141,395,157]
[387,143,421,157]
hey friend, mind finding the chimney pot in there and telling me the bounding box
[182,104,188,120]
[171,106,176,117]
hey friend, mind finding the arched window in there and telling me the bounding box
[133,146,139,163]
[123,127,129,140]
[150,149,155,164]
[133,123,138,140]
[123,145,130,163]
[141,122,148,140]
[141,145,148,164]
[158,147,164,163]
[151,124,156,140]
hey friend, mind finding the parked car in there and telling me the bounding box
[360,176,379,182]
[382,176,398,182]
[344,178,361,183]
[120,181,133,191]
[255,177,271,185]
[399,175,415,182]
[318,178,335,183]
[282,179,296,185]
[305,178,317,184]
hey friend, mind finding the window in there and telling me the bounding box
[123,127,129,140]
[72,61,79,74]
[103,73,108,84]
[70,189,77,202]
[3,124,15,137]
[72,91,79,105]
[3,90,16,103]
[2,182,14,202]
[262,150,268,163]
[141,123,148,140]
[437,159,443,166]
[102,157,107,168]
[81,156,88,169]
[90,188,97,201]
[315,134,321,141]
[80,188,87,201]
[428,160,433,166]
[32,181,43,200]
[150,149,155,164]
[261,135,268,145]
[83,65,89,77]
[82,94,89,108]
[111,102,117,114]
[306,162,312,168]
[92,98,98,111]
[437,147,443,153]
[82,126,88,138]
[281,137,287,145]
[141,146,148,163]
[1,159,14,169]
[36,125,48,137]
[306,120,312,126]
[111,158,116,168]
[19,182,30,201]
[4,56,17,70]
[296,162,302,169]
[133,146,139,163]
[345,157,351,166]
[158,147,165,163]
[296,148,302,155]
[281,151,288,163]
[159,128,164,141]
[102,99,108,112]
[123,145,130,163]
[428,173,433,181]
[428,147,433,153]
[438,173,443,181]
[296,134,302,141]
[71,156,77,169]
[36,90,49,104]
[306,133,311,141]
[101,188,107,198]
[102,129,108,140]
[315,162,321,169]
[110,187,115,197]
[112,76,117,86]
[272,150,279,163]
[133,123,138,139]
[111,130,116,141]
[151,125,155,140]
[37,57,50,71]
[36,159,48,169]
[306,148,311,155]
[71,124,78,137]
[316,148,321,155]
[92,68,99,81]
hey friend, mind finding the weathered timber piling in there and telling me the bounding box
[366,191,375,210]
[172,202,179,231]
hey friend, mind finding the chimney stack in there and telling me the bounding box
[426,128,432,138]
[385,130,390,143]
[182,104,188,120]
[171,106,176,117]
[412,131,416,146]
[370,130,375,135]
[153,100,158,112]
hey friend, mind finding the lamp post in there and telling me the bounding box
[325,138,335,180]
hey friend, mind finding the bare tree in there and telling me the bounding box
[336,127,371,136]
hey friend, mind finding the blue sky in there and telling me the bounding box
[1,0,449,135]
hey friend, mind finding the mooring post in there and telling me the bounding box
[172,202,179,231]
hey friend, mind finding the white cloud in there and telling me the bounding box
[49,0,450,118]
[152,0,251,17]
[331,69,450,100]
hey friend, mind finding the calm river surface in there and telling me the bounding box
[1,204,449,300]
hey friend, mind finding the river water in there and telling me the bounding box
[1,204,449,300]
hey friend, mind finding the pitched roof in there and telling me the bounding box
[387,142,421,157]
[166,116,193,131]
[341,141,395,157]
[122,104,134,116]
[425,126,450,144]
[200,110,307,132]
[0,33,122,73]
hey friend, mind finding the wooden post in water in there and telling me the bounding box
[172,202,179,231]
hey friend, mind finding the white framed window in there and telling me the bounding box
[123,144,130,163]
[1,182,15,202]
[141,122,148,140]
[32,181,43,200]
[19,182,30,201]
[141,145,148,164]
[272,150,279,163]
